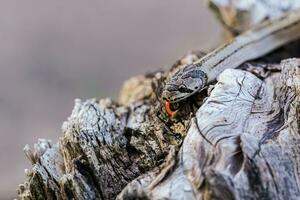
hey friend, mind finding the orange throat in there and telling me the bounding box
[165,101,177,118]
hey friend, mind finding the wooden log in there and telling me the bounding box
[17,50,300,199]
[17,1,300,199]
[17,51,205,199]
[117,58,300,200]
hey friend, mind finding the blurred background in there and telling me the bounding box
[0,0,221,198]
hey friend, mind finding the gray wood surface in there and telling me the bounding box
[16,2,300,199]
[17,56,300,199]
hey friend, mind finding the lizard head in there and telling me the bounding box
[162,64,208,103]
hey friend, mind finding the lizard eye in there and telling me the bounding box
[179,85,185,89]
[178,85,194,93]
[178,85,186,92]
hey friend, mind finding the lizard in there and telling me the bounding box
[162,10,300,117]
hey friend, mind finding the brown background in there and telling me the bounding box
[0,0,221,198]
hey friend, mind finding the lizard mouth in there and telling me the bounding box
[162,91,187,103]
[164,93,193,103]
[169,86,207,103]
[167,97,185,103]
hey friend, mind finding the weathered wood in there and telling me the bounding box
[116,58,300,200]
[209,0,300,34]
[16,52,203,200]
[17,1,300,199]
[17,52,300,200]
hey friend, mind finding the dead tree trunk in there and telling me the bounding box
[17,51,300,200]
[17,2,300,200]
